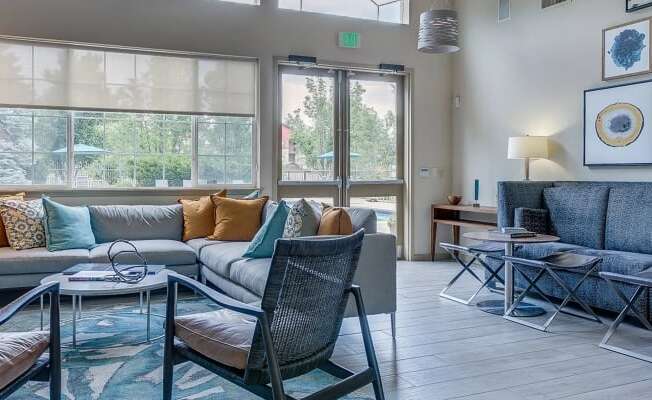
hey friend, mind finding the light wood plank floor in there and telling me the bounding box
[333,261,652,400]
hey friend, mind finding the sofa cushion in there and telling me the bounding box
[199,242,250,277]
[184,238,223,255]
[515,242,585,261]
[543,186,610,249]
[0,199,46,250]
[89,205,183,243]
[179,192,224,241]
[572,248,652,276]
[0,331,49,390]
[514,207,548,234]
[42,197,96,251]
[175,309,254,370]
[0,193,24,248]
[605,187,652,254]
[346,208,378,234]
[0,247,90,275]
[229,258,271,297]
[318,207,353,236]
[283,199,321,238]
[89,240,196,265]
[209,196,268,241]
[244,201,289,259]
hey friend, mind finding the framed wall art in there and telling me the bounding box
[603,18,651,81]
[584,79,652,166]
[627,0,652,13]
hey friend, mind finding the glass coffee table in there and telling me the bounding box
[40,268,169,348]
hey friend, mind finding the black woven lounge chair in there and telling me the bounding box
[0,282,60,400]
[163,230,384,400]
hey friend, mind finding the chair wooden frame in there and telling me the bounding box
[0,282,61,400]
[163,234,384,400]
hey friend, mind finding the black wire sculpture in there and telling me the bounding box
[107,240,149,284]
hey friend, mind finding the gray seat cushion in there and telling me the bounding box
[515,242,585,260]
[605,187,652,254]
[199,242,250,277]
[229,258,271,297]
[184,238,223,255]
[543,186,610,249]
[89,205,183,243]
[89,240,196,265]
[345,208,377,234]
[0,247,90,275]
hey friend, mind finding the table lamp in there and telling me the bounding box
[507,136,549,181]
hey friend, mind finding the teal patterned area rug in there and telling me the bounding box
[5,298,373,400]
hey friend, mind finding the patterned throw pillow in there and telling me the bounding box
[283,199,322,238]
[0,199,46,250]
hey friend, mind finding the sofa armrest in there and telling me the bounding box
[345,233,397,318]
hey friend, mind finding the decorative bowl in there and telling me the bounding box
[447,195,463,205]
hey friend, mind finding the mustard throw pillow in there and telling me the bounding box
[318,207,353,236]
[209,195,269,241]
[0,193,25,247]
[179,190,227,241]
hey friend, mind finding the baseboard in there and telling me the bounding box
[412,253,452,262]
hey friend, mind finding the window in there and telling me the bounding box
[278,0,409,24]
[0,38,258,189]
[0,109,68,185]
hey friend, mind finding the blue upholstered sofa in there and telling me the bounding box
[495,181,652,320]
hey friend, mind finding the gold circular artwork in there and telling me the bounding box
[595,103,644,147]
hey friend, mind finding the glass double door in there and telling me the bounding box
[278,64,404,249]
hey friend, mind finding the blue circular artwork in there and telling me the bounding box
[609,29,647,71]
[595,103,644,147]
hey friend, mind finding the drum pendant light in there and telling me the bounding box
[418,0,460,54]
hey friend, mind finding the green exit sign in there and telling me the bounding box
[339,32,360,49]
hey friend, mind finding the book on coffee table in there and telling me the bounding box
[488,229,536,239]
[68,271,115,282]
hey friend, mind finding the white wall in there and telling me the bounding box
[453,0,652,206]
[0,0,453,258]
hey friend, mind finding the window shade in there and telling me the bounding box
[0,40,257,116]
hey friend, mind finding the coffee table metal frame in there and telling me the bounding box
[40,271,169,348]
[462,232,560,317]
[599,271,652,363]
[503,254,603,332]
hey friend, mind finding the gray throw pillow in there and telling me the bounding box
[283,199,321,238]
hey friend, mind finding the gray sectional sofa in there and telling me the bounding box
[0,202,397,322]
[495,181,652,319]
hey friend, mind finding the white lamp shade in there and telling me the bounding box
[507,136,549,160]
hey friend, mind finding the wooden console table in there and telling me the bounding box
[431,204,497,261]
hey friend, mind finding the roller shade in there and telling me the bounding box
[0,40,257,116]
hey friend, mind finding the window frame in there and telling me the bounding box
[0,36,260,192]
[278,0,410,25]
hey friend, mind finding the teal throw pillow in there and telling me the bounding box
[42,197,96,251]
[243,200,289,258]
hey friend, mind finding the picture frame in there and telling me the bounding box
[603,17,652,81]
[584,78,652,166]
[627,0,652,13]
